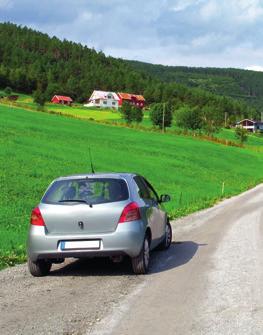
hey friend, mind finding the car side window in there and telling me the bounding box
[134,176,150,200]
[142,178,159,203]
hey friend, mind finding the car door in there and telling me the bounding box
[133,176,165,246]
[141,177,166,241]
[133,176,159,243]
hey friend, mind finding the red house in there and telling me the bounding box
[51,95,73,105]
[117,92,145,108]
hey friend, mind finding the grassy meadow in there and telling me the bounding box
[1,91,263,149]
[1,104,263,269]
[216,128,263,147]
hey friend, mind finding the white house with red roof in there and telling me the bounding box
[84,90,120,109]
[51,95,73,105]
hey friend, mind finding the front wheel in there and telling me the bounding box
[131,235,150,274]
[159,221,172,250]
[28,258,52,277]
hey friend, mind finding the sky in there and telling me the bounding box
[0,0,263,70]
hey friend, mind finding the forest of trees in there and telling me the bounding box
[0,22,260,127]
[0,23,150,102]
[128,60,263,110]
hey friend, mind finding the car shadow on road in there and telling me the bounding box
[50,256,133,276]
[50,241,205,277]
[149,241,207,274]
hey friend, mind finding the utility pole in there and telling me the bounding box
[162,102,165,133]
[224,112,227,128]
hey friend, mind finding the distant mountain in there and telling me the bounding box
[127,60,263,110]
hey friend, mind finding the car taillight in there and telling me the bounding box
[119,202,141,223]
[30,207,45,226]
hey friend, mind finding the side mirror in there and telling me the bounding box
[159,194,171,203]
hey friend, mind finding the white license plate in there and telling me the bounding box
[61,240,100,250]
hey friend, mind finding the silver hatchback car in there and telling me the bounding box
[27,173,172,276]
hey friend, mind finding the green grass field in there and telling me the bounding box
[216,128,263,147]
[47,103,122,120]
[0,91,122,121]
[2,91,263,148]
[1,104,263,269]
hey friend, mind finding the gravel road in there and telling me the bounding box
[1,185,263,335]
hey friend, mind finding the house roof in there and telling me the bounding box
[237,119,263,125]
[90,90,120,101]
[53,95,73,102]
[118,92,145,101]
[237,119,256,124]
[118,92,132,100]
[135,95,145,101]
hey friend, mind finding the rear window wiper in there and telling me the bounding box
[59,199,93,207]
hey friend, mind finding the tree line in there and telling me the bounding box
[128,60,263,111]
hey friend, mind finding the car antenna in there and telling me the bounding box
[89,147,95,174]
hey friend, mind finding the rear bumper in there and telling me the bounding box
[27,220,145,262]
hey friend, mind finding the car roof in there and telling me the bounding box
[55,172,138,181]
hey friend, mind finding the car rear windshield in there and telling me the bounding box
[42,178,129,205]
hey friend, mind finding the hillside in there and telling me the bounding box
[1,104,263,268]
[127,60,263,110]
[2,90,263,149]
[0,22,259,123]
[0,23,151,101]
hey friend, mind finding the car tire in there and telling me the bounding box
[28,258,52,277]
[159,221,172,250]
[131,235,150,274]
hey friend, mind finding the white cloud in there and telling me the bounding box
[191,33,230,49]
[78,11,93,22]
[0,0,13,9]
[199,0,219,20]
[246,65,263,72]
[171,0,206,12]
[171,0,197,12]
[197,0,263,24]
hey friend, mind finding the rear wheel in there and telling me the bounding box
[159,221,172,250]
[131,235,150,274]
[28,258,52,277]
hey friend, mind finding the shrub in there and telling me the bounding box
[150,103,173,130]
[202,105,222,135]
[235,126,248,144]
[132,106,143,123]
[120,101,133,124]
[120,102,143,124]
[4,86,12,95]
[33,89,46,106]
[176,106,203,131]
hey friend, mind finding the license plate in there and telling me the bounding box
[60,240,100,250]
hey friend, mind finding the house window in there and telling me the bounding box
[108,95,112,99]
[112,102,116,105]
[103,101,107,105]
